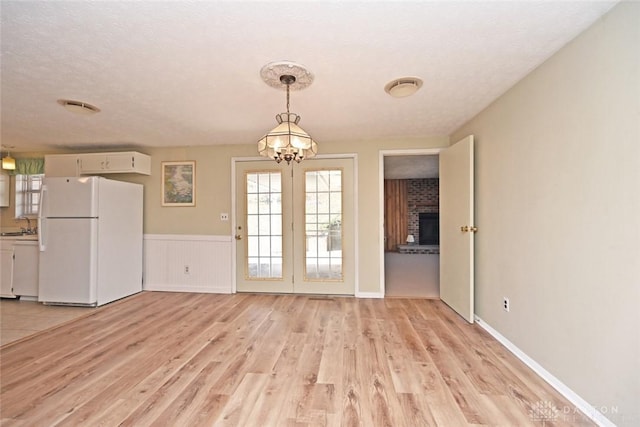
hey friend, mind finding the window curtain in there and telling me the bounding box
[9,158,45,175]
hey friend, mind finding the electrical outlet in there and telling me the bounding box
[184,265,190,274]
[220,213,229,221]
[503,297,510,312]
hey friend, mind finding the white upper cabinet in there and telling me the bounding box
[0,173,9,207]
[79,152,151,175]
[45,152,151,177]
[44,154,80,177]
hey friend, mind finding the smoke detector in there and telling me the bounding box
[384,77,423,98]
[57,99,101,115]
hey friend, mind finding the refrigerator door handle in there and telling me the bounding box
[38,185,47,252]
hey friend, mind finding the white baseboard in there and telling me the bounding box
[474,316,616,427]
[144,285,232,294]
[355,291,384,299]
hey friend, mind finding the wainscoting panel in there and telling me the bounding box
[143,234,233,293]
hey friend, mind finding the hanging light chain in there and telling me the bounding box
[286,80,290,114]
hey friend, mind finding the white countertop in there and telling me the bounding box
[0,235,38,242]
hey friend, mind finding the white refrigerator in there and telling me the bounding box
[38,176,143,306]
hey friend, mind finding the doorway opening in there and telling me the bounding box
[381,150,441,298]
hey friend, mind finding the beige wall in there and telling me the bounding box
[133,137,448,294]
[2,137,447,294]
[452,2,639,425]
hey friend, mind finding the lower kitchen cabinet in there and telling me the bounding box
[13,242,39,297]
[0,243,15,297]
[0,240,39,298]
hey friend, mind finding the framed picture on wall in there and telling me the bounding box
[161,161,195,206]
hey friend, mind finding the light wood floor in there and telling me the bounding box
[0,292,594,426]
[0,299,92,346]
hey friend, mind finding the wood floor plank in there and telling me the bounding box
[0,292,596,426]
[214,372,270,426]
[415,321,491,424]
[397,392,438,426]
[316,306,345,385]
[380,317,427,394]
[340,348,365,427]
[355,319,405,427]
[249,332,307,425]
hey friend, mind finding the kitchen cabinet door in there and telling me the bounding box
[0,173,10,207]
[13,242,38,297]
[44,154,80,177]
[77,153,106,173]
[1,244,15,298]
[79,152,150,175]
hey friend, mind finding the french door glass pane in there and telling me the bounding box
[304,170,343,281]
[246,171,282,279]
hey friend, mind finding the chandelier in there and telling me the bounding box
[2,151,15,170]
[258,61,317,164]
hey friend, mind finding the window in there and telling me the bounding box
[245,171,283,279]
[15,174,44,217]
[304,169,343,280]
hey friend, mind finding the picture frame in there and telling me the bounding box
[161,161,195,206]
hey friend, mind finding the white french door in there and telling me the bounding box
[235,158,354,295]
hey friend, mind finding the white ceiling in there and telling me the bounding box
[1,1,617,153]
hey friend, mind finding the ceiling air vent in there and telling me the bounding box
[384,77,423,98]
[57,99,101,115]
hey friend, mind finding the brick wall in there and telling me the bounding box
[407,178,439,241]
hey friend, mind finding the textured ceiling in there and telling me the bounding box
[0,1,617,152]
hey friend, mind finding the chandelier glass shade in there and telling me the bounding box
[258,112,317,164]
[258,71,317,164]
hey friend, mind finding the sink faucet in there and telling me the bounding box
[19,217,33,234]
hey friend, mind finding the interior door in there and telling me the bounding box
[235,158,355,295]
[439,135,475,323]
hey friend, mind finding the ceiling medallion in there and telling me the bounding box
[260,61,314,91]
[257,61,317,165]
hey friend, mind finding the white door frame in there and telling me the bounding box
[378,148,443,297]
[231,153,358,295]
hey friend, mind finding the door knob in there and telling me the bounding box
[460,225,478,233]
[235,234,242,240]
